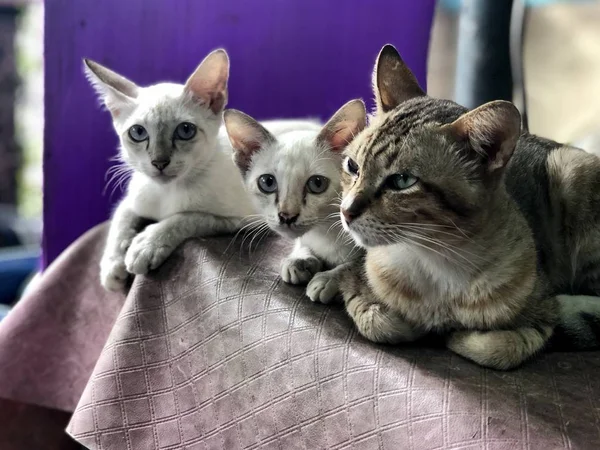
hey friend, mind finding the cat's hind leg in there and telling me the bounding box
[553,294,600,350]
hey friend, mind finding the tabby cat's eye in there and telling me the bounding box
[257,174,278,194]
[387,173,418,191]
[345,157,359,176]
[306,175,330,194]
[128,125,148,142]
[175,122,197,140]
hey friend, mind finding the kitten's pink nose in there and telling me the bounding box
[152,159,170,171]
[278,212,299,225]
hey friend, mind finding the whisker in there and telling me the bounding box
[247,224,272,256]
[397,230,482,271]
[383,230,472,272]
[224,217,267,255]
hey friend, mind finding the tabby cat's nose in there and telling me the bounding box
[151,159,171,171]
[341,194,368,224]
[341,208,361,224]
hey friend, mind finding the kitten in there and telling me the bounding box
[85,49,254,292]
[338,44,600,369]
[224,100,366,303]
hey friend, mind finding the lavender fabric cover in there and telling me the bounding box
[1,223,599,449]
[43,0,436,268]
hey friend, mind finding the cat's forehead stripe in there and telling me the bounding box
[357,98,467,167]
[357,106,424,164]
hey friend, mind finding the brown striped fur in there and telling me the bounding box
[338,45,600,370]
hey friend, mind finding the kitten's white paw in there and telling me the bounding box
[100,256,129,292]
[125,225,174,275]
[280,256,322,285]
[306,270,341,304]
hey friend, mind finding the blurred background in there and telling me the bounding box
[0,0,599,319]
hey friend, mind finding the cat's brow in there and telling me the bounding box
[359,98,468,166]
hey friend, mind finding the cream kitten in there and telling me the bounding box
[224,100,366,303]
[84,49,254,292]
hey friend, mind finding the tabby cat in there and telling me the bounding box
[338,44,600,369]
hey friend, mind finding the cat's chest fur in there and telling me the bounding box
[366,245,533,331]
[301,223,356,267]
[124,150,254,221]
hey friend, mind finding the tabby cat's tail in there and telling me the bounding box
[549,295,600,351]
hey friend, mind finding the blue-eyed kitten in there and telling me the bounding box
[85,49,254,292]
[224,100,366,303]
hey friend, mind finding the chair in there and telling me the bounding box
[43,0,436,267]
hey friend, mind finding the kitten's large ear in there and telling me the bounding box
[83,59,138,118]
[185,49,229,114]
[373,44,425,114]
[444,100,522,172]
[224,109,276,173]
[317,99,367,152]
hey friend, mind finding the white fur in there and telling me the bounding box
[251,128,359,303]
[371,243,472,299]
[85,50,254,292]
[224,101,367,303]
[226,120,363,303]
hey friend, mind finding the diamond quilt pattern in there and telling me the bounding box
[68,235,600,450]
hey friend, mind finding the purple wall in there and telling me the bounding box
[43,0,436,267]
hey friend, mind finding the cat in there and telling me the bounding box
[337,44,600,369]
[84,49,255,292]
[223,100,366,303]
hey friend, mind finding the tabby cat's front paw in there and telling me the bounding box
[346,297,422,344]
[100,256,129,292]
[124,225,174,275]
[306,270,341,304]
[280,256,322,285]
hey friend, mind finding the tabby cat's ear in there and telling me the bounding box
[317,99,367,152]
[185,49,229,114]
[373,44,425,114]
[445,100,522,172]
[83,59,138,119]
[224,109,276,173]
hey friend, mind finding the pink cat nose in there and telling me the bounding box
[278,212,299,225]
[151,159,170,171]
[341,208,360,224]
[341,197,367,224]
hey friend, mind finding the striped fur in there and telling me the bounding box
[338,45,600,370]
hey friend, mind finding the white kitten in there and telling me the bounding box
[223,100,366,303]
[84,49,254,292]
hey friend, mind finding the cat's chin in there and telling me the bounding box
[149,173,178,184]
[274,225,308,240]
[344,229,385,249]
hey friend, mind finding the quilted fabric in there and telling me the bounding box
[65,226,600,450]
[0,223,124,413]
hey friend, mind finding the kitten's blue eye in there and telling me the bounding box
[128,125,148,142]
[306,175,330,194]
[345,157,359,176]
[175,122,197,140]
[387,173,418,191]
[257,174,277,194]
